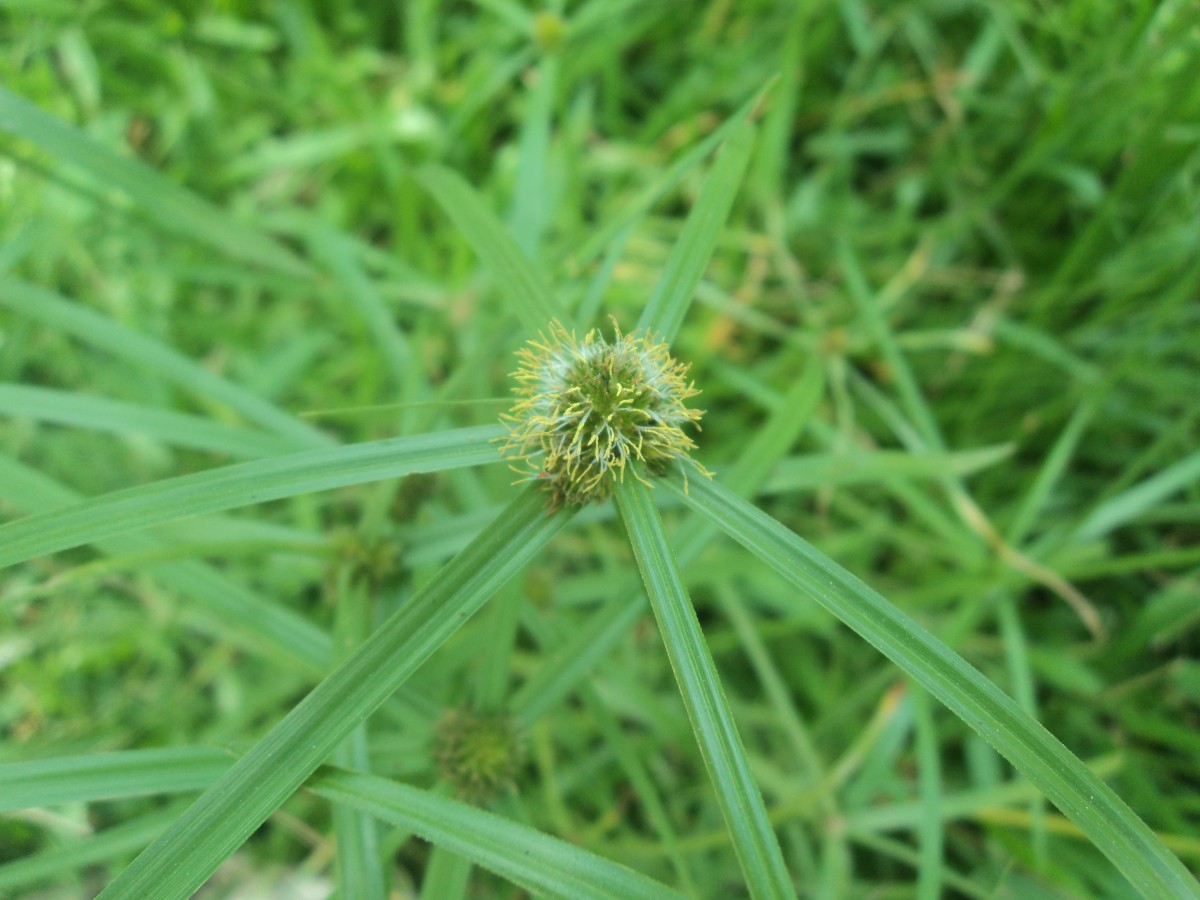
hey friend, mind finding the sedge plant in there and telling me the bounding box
[2,5,1200,898]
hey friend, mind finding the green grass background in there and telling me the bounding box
[1,0,1198,897]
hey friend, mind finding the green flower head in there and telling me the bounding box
[501,319,706,507]
[434,708,522,804]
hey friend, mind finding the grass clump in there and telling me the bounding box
[1,2,1199,899]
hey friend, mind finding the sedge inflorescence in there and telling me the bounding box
[434,708,523,803]
[501,319,706,507]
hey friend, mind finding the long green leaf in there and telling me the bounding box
[519,598,700,892]
[1006,399,1099,546]
[97,486,573,899]
[569,88,766,272]
[0,807,180,895]
[509,54,557,256]
[0,748,232,812]
[636,119,756,343]
[837,237,943,450]
[418,165,560,333]
[0,278,330,448]
[762,445,1014,495]
[0,87,309,276]
[0,454,330,672]
[614,479,794,900]
[0,384,296,459]
[311,769,685,900]
[1075,450,1200,542]
[911,686,944,900]
[421,847,472,900]
[0,425,504,572]
[843,756,1124,834]
[330,578,387,900]
[308,226,413,390]
[669,475,1200,900]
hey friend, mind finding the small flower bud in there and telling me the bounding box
[433,708,522,804]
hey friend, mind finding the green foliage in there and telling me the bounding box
[2,1,1199,898]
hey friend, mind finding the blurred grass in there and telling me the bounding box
[2,0,1198,897]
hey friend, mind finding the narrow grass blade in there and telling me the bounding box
[0,425,504,572]
[614,479,794,900]
[330,580,387,900]
[911,687,944,900]
[469,0,531,33]
[978,812,1200,864]
[574,223,633,326]
[0,278,330,448]
[0,748,232,812]
[1075,450,1200,542]
[225,116,438,181]
[509,55,557,256]
[310,768,685,900]
[97,486,573,900]
[308,227,412,390]
[753,4,808,203]
[473,581,523,711]
[712,581,826,801]
[997,594,1048,860]
[519,605,700,892]
[843,756,1124,833]
[511,588,644,726]
[437,46,537,154]
[418,165,560,333]
[0,87,309,276]
[636,119,756,343]
[579,687,699,893]
[670,476,1200,900]
[763,445,1014,495]
[991,315,1102,384]
[1006,399,1099,546]
[331,733,387,900]
[710,578,835,888]
[0,455,331,673]
[570,88,765,271]
[421,847,472,900]
[0,384,297,459]
[837,238,943,450]
[0,806,179,895]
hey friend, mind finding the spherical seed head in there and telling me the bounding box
[501,320,705,507]
[327,529,401,588]
[531,11,566,51]
[434,709,522,803]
